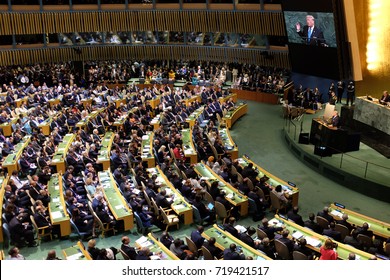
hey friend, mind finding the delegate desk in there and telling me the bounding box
[238,155,299,207]
[76,108,105,129]
[310,118,360,154]
[329,203,390,239]
[219,93,238,103]
[51,134,75,173]
[15,97,28,108]
[149,96,160,110]
[147,166,193,225]
[353,96,390,135]
[48,174,71,237]
[194,163,248,216]
[202,224,272,260]
[0,117,19,137]
[272,215,376,260]
[113,107,137,130]
[219,128,238,160]
[150,114,162,130]
[80,97,93,109]
[223,103,248,129]
[135,233,179,260]
[183,95,201,107]
[97,131,114,170]
[186,106,204,128]
[38,113,60,136]
[141,132,155,168]
[0,176,8,243]
[62,241,92,260]
[181,128,197,165]
[98,171,134,231]
[2,135,31,175]
[48,98,61,108]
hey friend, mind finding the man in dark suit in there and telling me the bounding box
[223,243,245,260]
[258,218,283,240]
[155,189,173,209]
[296,15,326,46]
[336,213,353,233]
[276,229,295,253]
[323,222,342,242]
[204,237,223,259]
[239,227,260,249]
[329,110,340,128]
[304,213,322,234]
[223,217,239,238]
[287,206,304,227]
[120,236,138,260]
[317,206,335,223]
[190,226,205,249]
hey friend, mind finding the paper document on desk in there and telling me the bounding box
[52,197,60,203]
[67,252,83,260]
[235,225,247,233]
[115,205,124,210]
[330,210,343,218]
[292,231,304,240]
[51,211,63,219]
[142,135,149,140]
[268,218,283,228]
[173,204,186,210]
[306,236,322,247]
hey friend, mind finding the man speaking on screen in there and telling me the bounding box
[295,15,327,46]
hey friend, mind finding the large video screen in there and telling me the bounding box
[284,11,337,48]
[281,0,342,79]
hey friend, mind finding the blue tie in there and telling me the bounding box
[308,27,312,42]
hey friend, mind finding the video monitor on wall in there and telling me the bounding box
[281,0,342,79]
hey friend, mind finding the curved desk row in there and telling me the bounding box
[2,135,31,175]
[135,233,179,260]
[272,215,376,260]
[181,128,198,165]
[329,203,390,239]
[202,224,272,260]
[48,173,71,237]
[147,166,193,225]
[98,171,134,231]
[62,241,92,260]
[97,131,114,170]
[76,108,105,129]
[238,155,299,207]
[141,132,155,168]
[186,106,204,128]
[223,103,248,129]
[0,117,19,137]
[194,162,248,216]
[51,133,75,174]
[219,128,238,160]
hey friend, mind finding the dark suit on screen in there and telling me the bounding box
[298,25,326,46]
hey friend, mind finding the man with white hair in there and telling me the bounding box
[296,15,326,46]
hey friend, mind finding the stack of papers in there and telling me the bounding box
[330,210,343,218]
[292,231,304,240]
[173,204,186,210]
[305,236,322,247]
